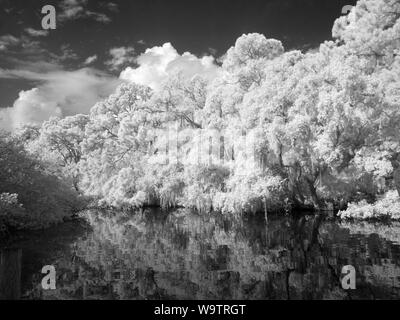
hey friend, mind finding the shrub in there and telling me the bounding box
[338,190,400,220]
[0,133,83,231]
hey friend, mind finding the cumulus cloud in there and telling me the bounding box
[0,68,120,131]
[120,43,220,90]
[105,47,136,71]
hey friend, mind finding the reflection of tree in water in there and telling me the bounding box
[339,222,400,299]
[266,217,400,299]
[0,221,88,299]
[21,210,400,300]
[0,249,22,299]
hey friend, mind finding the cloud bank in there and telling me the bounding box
[0,68,120,131]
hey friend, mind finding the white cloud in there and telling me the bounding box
[0,68,120,131]
[0,108,13,131]
[59,0,86,20]
[105,46,136,71]
[57,44,79,61]
[59,0,112,23]
[0,33,49,63]
[24,28,49,37]
[84,55,98,65]
[0,34,20,51]
[86,11,111,23]
[208,47,218,56]
[1,89,62,131]
[104,2,119,12]
[120,43,220,90]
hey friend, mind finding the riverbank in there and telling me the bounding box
[2,188,400,242]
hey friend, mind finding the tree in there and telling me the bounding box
[223,33,284,70]
[36,115,89,191]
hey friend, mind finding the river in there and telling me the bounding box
[1,208,400,300]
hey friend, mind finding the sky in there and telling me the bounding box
[0,0,357,130]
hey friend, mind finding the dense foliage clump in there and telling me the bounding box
[0,133,83,231]
[339,191,400,221]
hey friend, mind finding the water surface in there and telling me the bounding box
[1,209,400,300]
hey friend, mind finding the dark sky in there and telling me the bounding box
[0,0,358,109]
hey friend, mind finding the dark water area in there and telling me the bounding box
[1,208,400,300]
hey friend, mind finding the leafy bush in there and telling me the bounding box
[0,133,83,231]
[338,190,400,220]
[0,193,26,232]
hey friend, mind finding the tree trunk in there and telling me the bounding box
[220,136,225,163]
[278,145,284,168]
[264,197,268,223]
[73,175,80,193]
[307,179,321,210]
